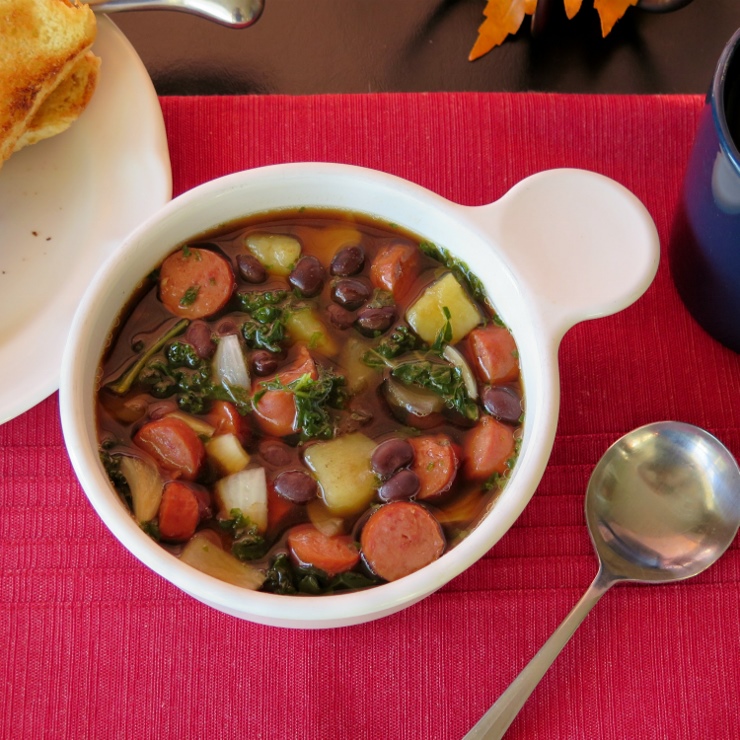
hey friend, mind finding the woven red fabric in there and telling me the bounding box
[2,93,739,740]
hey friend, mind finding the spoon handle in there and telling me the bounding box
[464,569,615,740]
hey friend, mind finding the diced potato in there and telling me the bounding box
[206,433,250,475]
[180,532,265,590]
[166,410,216,438]
[119,455,164,523]
[406,272,482,345]
[214,467,268,532]
[245,232,302,276]
[303,433,377,516]
[339,337,376,394]
[285,307,338,356]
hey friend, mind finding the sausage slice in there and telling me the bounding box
[159,246,235,319]
[361,501,445,582]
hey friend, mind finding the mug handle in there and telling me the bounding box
[465,169,660,344]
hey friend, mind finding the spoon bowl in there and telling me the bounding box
[465,421,740,739]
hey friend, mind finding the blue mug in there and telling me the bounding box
[670,28,740,353]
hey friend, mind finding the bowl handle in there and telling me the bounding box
[466,169,660,343]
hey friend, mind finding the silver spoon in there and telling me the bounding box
[465,421,740,740]
[86,0,264,28]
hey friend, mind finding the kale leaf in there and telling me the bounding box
[236,289,291,354]
[218,508,268,561]
[260,553,379,595]
[362,323,423,368]
[392,356,479,421]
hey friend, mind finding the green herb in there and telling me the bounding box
[236,289,291,354]
[365,289,395,309]
[219,508,268,561]
[99,448,130,499]
[140,520,161,541]
[432,306,453,351]
[483,472,502,491]
[179,285,200,307]
[165,340,203,369]
[137,338,249,415]
[107,318,189,395]
[392,356,479,421]
[182,245,191,258]
[235,289,288,313]
[362,324,422,368]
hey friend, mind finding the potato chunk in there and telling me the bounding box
[285,306,338,356]
[406,272,482,345]
[303,433,377,516]
[245,233,302,276]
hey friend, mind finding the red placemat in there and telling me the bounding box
[2,93,739,740]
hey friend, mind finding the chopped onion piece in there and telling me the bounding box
[443,345,478,400]
[213,334,251,393]
[307,498,345,537]
[119,455,164,523]
[180,532,265,590]
[166,410,216,438]
[214,467,268,533]
[384,377,445,417]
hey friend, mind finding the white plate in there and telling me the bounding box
[0,16,171,424]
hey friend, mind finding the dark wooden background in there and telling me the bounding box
[112,0,740,95]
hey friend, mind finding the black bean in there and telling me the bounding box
[372,438,415,479]
[258,439,293,467]
[326,303,355,330]
[332,278,371,310]
[236,253,267,284]
[216,318,239,337]
[378,469,420,502]
[289,256,325,297]
[481,385,523,425]
[184,320,215,358]
[330,245,365,276]
[355,306,396,335]
[274,470,318,504]
[252,350,279,376]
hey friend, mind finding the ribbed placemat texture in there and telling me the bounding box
[2,93,739,740]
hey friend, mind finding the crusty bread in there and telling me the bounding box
[0,0,98,166]
[13,50,101,152]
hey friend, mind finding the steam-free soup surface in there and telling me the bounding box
[97,210,523,594]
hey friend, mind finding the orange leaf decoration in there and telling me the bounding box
[468,0,536,62]
[469,0,638,61]
[594,0,638,36]
[563,0,583,20]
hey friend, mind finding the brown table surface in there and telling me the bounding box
[111,0,740,96]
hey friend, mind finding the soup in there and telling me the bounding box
[97,210,523,595]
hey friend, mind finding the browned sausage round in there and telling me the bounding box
[360,501,445,582]
[133,416,206,480]
[159,246,235,319]
[158,481,202,542]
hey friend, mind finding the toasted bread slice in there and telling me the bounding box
[13,50,101,152]
[0,0,97,165]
